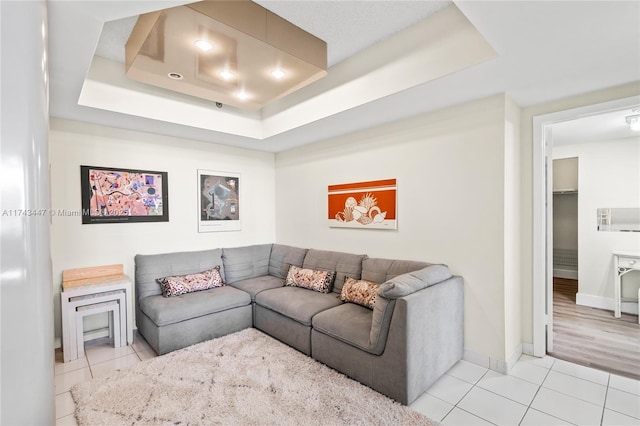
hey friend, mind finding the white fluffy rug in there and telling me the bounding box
[71,328,436,425]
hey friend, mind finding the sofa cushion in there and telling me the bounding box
[312,304,372,352]
[135,249,224,301]
[302,249,367,293]
[139,286,250,327]
[378,265,453,299]
[157,266,224,297]
[255,287,341,326]
[285,265,335,294]
[222,244,272,284]
[361,258,430,284]
[312,297,395,356]
[269,244,308,279]
[340,278,378,309]
[228,275,284,302]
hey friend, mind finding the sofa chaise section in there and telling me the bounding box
[311,260,464,405]
[134,248,252,355]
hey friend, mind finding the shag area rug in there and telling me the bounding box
[71,328,436,425]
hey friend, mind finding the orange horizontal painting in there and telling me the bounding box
[328,179,397,229]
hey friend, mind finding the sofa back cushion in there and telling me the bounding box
[378,264,453,299]
[222,244,272,284]
[268,244,308,278]
[302,249,367,293]
[361,258,430,283]
[135,249,224,301]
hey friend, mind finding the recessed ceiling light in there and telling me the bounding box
[167,72,183,80]
[626,114,640,131]
[271,68,286,79]
[237,91,249,101]
[219,70,235,81]
[194,40,214,52]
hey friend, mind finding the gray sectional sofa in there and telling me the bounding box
[135,244,463,405]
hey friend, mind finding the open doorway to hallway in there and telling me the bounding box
[544,107,640,379]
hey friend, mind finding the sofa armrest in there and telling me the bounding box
[372,275,464,404]
[377,264,452,299]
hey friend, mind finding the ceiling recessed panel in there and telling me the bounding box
[124,1,327,110]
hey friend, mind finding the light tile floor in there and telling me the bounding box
[54,331,158,425]
[411,355,640,426]
[55,335,640,426]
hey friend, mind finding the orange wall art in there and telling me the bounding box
[328,179,397,230]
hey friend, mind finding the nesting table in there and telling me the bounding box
[60,264,133,362]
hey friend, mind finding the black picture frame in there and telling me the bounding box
[80,165,169,224]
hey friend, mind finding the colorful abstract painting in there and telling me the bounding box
[328,179,397,229]
[80,166,168,224]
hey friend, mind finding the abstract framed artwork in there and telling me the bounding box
[328,179,397,229]
[80,165,168,224]
[198,170,241,232]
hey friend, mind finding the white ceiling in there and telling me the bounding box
[552,108,640,147]
[48,1,640,152]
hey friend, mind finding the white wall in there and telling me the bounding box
[0,1,55,423]
[275,95,513,363]
[50,119,276,344]
[554,137,640,311]
[519,82,639,345]
[503,96,523,366]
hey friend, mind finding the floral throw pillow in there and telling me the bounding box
[157,266,224,297]
[340,277,379,309]
[285,265,335,294]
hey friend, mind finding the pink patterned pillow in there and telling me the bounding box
[340,277,379,309]
[285,265,335,293]
[157,266,224,297]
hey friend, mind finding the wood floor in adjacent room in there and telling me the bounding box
[550,277,640,380]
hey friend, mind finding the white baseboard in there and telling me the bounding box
[463,348,490,369]
[505,344,523,372]
[553,268,578,280]
[463,345,522,374]
[576,293,639,315]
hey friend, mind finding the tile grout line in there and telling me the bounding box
[431,368,490,423]
[449,368,500,425]
[600,374,610,426]
[517,359,554,426]
[541,369,610,408]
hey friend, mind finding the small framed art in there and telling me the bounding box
[198,170,241,232]
[328,179,397,230]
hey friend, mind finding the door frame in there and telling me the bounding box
[532,95,640,357]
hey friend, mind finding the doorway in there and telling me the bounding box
[532,95,640,364]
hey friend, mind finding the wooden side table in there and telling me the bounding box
[613,251,640,323]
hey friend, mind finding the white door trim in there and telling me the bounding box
[532,95,640,357]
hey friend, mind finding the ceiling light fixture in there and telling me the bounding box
[219,70,234,81]
[626,114,640,131]
[271,68,286,80]
[167,72,183,80]
[237,91,249,101]
[194,39,214,52]
[125,1,327,110]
